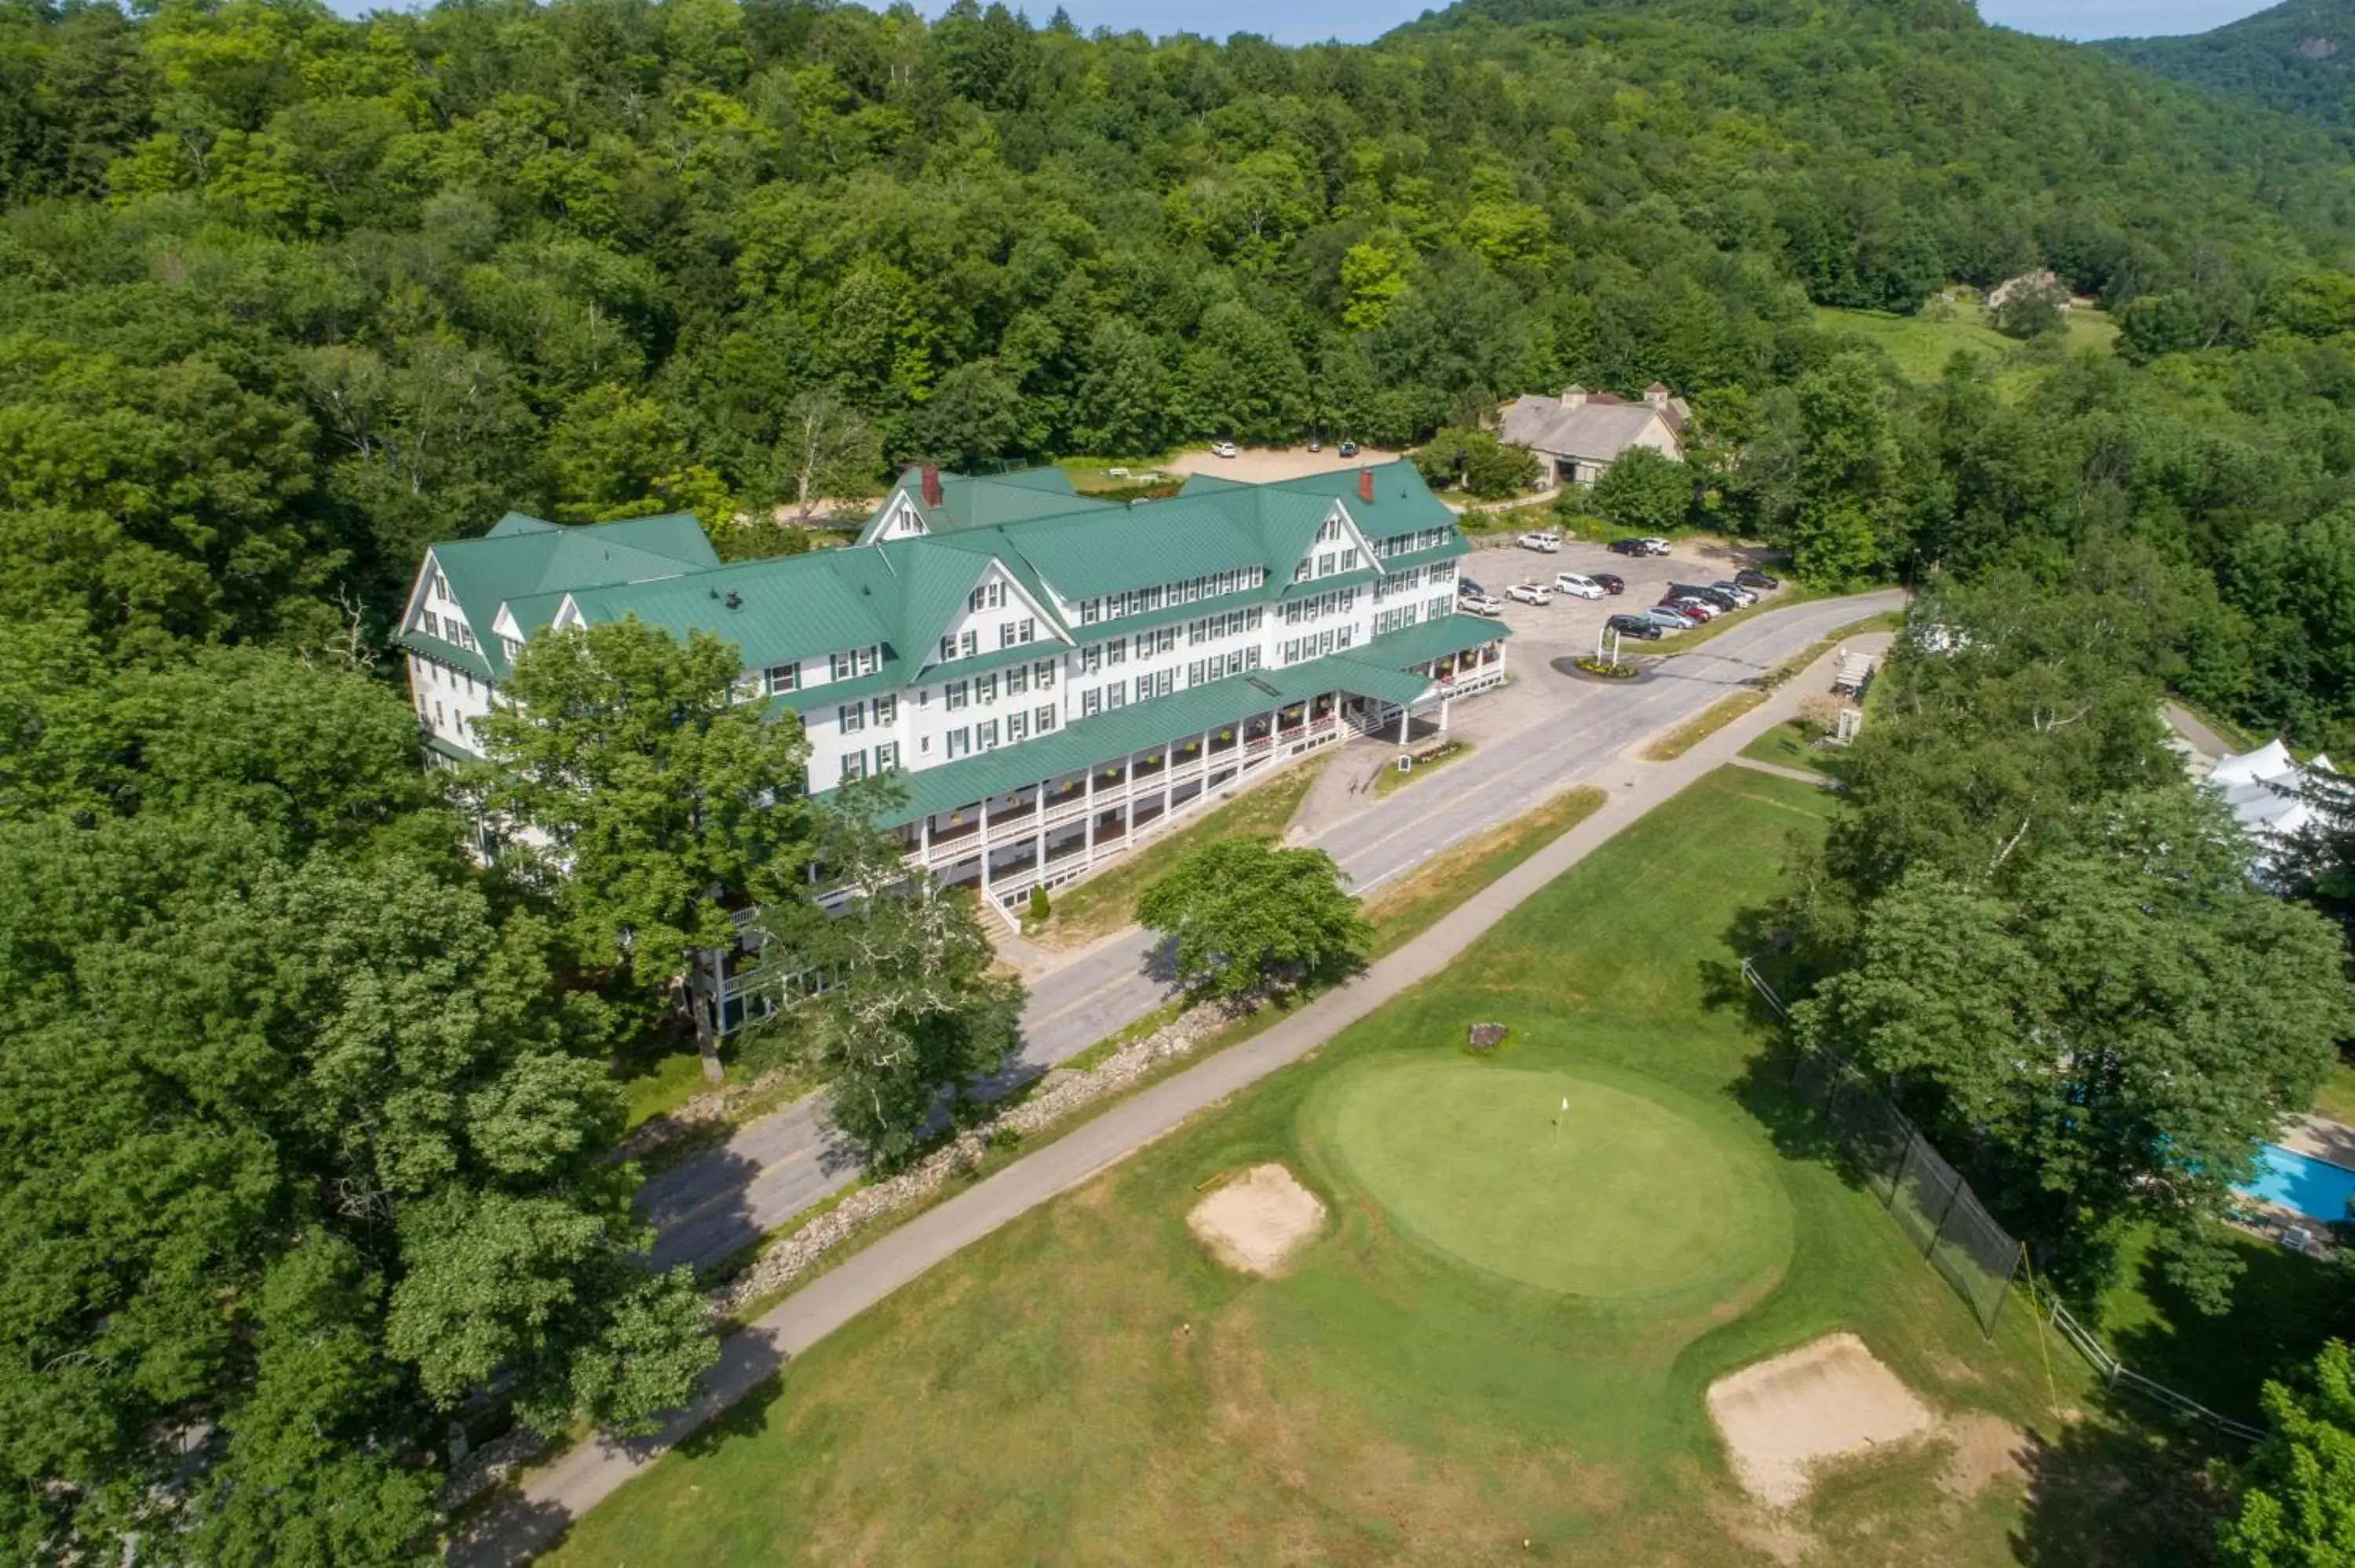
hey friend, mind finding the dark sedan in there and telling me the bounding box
[1591,572,1626,595]
[1607,538,1649,556]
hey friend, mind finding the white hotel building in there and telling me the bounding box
[400,461,1510,1033]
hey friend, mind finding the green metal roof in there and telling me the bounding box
[1010,500,1265,600]
[565,553,893,670]
[424,512,720,679]
[1375,538,1471,574]
[821,639,1463,827]
[1252,461,1458,540]
[1364,613,1512,669]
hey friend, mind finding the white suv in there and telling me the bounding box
[1553,571,1605,599]
[1506,582,1553,606]
[1459,590,1506,618]
[1518,530,1562,552]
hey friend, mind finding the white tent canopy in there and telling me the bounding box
[2203,739,2335,853]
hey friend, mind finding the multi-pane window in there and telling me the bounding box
[946,727,972,759]
[840,750,867,783]
[1186,607,1262,644]
[1426,593,1455,622]
[433,571,452,601]
[1005,665,1028,697]
[976,673,998,704]
[1139,626,1177,657]
[969,581,1006,613]
[874,741,900,772]
[1006,711,1029,743]
[1083,567,1264,624]
[830,646,880,680]
[873,693,897,725]
[418,611,441,640]
[1080,644,1101,673]
[1104,637,1128,665]
[1033,659,1057,687]
[501,635,523,663]
[1104,683,1127,709]
[838,703,866,734]
[946,680,969,710]
[1282,587,1359,626]
[1134,669,1174,702]
[1185,647,1261,686]
[766,663,799,695]
[1081,688,1102,717]
[977,720,1000,750]
[1035,705,1057,734]
[999,618,1036,649]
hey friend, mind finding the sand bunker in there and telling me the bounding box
[1707,1333,1936,1508]
[1188,1164,1326,1275]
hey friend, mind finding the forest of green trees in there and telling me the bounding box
[11,0,2355,1558]
[2099,0,2355,129]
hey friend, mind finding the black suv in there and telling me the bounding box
[1605,613,1663,640]
[1607,538,1648,556]
[1591,572,1626,595]
[1734,567,1780,590]
[1668,582,1740,611]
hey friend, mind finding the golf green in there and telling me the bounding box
[1312,1056,1793,1302]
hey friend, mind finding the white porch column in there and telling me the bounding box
[1084,768,1098,865]
[1396,702,1408,745]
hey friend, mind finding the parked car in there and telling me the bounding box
[1307,438,1323,453]
[1338,439,1360,458]
[1639,537,1673,556]
[1605,613,1663,640]
[1665,596,1720,620]
[1641,606,1694,632]
[1652,601,1707,625]
[1554,571,1607,600]
[1669,582,1740,611]
[1460,590,1505,618]
[1458,577,1488,600]
[1735,568,1780,590]
[1607,538,1648,556]
[1210,439,1238,458]
[1506,582,1553,606]
[1710,581,1758,607]
[1519,530,1562,553]
[1591,571,1626,595]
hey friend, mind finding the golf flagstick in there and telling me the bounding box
[1554,1095,1568,1147]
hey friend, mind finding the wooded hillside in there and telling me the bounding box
[2099,0,2355,128]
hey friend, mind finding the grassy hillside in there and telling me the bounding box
[2099,0,2355,127]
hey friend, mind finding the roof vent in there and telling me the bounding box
[1357,468,1375,503]
[725,590,742,611]
[920,464,944,507]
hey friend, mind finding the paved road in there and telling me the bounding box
[637,589,1904,1274]
[447,624,1894,1568]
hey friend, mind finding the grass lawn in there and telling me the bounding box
[1372,739,1472,798]
[1642,689,1766,761]
[618,1049,732,1130]
[2317,1058,2355,1121]
[546,768,2156,1567]
[1816,302,2116,389]
[1359,785,1606,958]
[1740,720,1842,777]
[2097,1220,2353,1426]
[1026,760,1323,950]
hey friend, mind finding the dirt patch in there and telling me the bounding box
[1938,1411,2029,1501]
[1707,1333,1937,1508]
[1188,1164,1326,1275]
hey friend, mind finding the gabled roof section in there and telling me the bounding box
[565,553,894,671]
[411,513,721,680]
[1248,461,1458,540]
[869,466,1118,538]
[1007,499,1265,600]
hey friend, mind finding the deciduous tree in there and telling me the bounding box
[1137,835,1370,1000]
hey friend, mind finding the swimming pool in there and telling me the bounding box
[2236,1143,2355,1225]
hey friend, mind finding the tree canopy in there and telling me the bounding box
[1137,835,1370,999]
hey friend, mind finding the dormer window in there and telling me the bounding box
[969,581,1006,613]
[502,635,523,663]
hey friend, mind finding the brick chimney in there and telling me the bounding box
[1356,467,1375,503]
[919,464,943,507]
[1559,385,1589,410]
[1645,381,1671,410]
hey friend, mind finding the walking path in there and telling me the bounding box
[1730,754,1841,789]
[632,591,1904,1276]
[447,629,1893,1567]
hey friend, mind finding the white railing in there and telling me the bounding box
[2032,1285,2267,1446]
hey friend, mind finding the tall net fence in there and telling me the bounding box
[1787,1046,2019,1336]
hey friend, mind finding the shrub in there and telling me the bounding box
[1028,884,1051,921]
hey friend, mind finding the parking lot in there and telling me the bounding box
[1458,534,1787,671]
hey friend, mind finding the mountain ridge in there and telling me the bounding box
[2097,0,2355,126]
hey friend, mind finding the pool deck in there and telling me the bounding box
[2279,1114,2355,1171]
